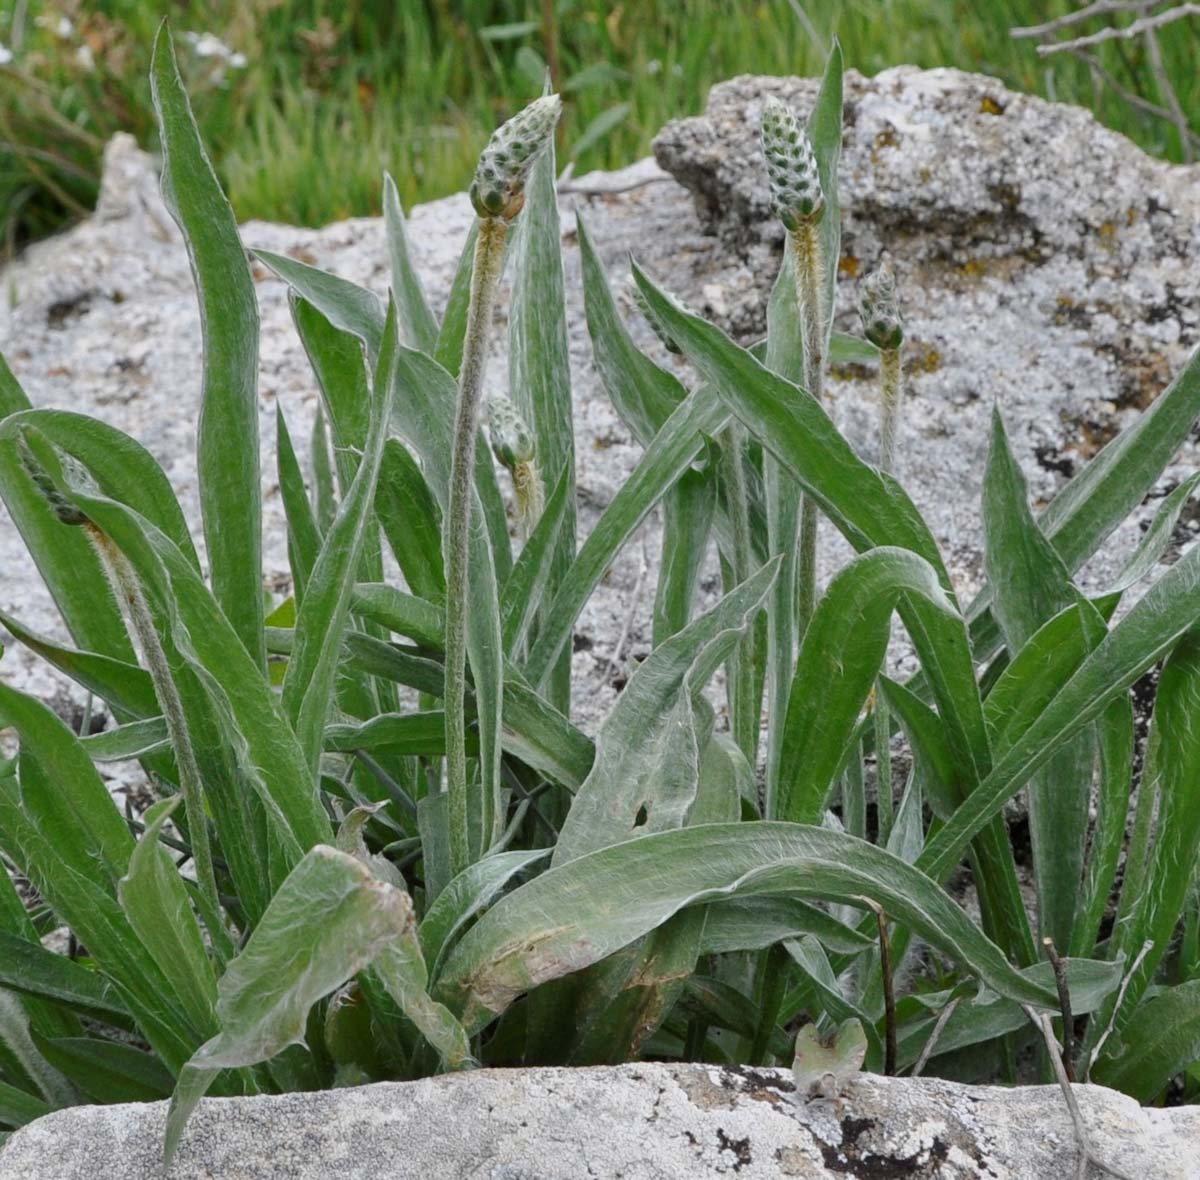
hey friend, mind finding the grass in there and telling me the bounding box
[0,1,1197,254]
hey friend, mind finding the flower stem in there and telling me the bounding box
[88,526,231,960]
[873,343,902,843]
[722,424,758,767]
[791,218,825,638]
[444,215,508,875]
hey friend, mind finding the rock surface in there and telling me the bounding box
[1,1062,1196,1179]
[2,65,1199,754]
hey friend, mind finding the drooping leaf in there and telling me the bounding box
[438,823,1056,1034]
[1093,979,1200,1100]
[164,846,414,1164]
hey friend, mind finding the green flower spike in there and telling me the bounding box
[488,394,535,471]
[760,95,824,230]
[860,261,905,351]
[469,94,563,221]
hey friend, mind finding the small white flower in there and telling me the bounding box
[184,31,243,65]
[74,44,94,71]
[0,43,12,66]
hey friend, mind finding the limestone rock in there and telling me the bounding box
[1,1062,1196,1179]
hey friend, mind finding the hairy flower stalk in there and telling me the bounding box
[860,261,905,841]
[445,94,560,874]
[761,97,826,635]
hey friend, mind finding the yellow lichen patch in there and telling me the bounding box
[838,255,860,279]
[906,343,942,374]
[979,95,1005,116]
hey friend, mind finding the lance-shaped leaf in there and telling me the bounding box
[983,410,1095,950]
[919,539,1200,885]
[383,171,438,353]
[151,25,263,668]
[777,547,955,824]
[390,345,505,855]
[554,560,779,866]
[438,822,1056,1034]
[434,220,479,379]
[163,846,413,1164]
[1093,979,1200,1101]
[524,386,728,687]
[0,360,135,663]
[698,896,873,956]
[508,131,575,710]
[282,302,402,775]
[117,796,218,1041]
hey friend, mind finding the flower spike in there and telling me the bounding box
[760,96,824,230]
[470,94,562,221]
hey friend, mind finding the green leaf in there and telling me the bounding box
[0,609,156,720]
[570,102,632,161]
[0,1078,50,1129]
[500,468,572,655]
[434,221,479,378]
[983,410,1094,950]
[524,386,728,688]
[376,440,446,603]
[919,542,1200,887]
[807,41,844,342]
[164,846,414,1164]
[118,797,218,1041]
[0,991,76,1108]
[382,172,438,353]
[421,850,550,981]
[577,212,684,443]
[0,359,135,663]
[352,584,444,648]
[81,717,170,762]
[283,302,403,776]
[438,822,1056,1034]
[777,547,956,824]
[698,897,873,956]
[555,560,779,865]
[791,1015,870,1100]
[30,1033,174,1104]
[276,407,321,606]
[0,682,134,889]
[1093,979,1200,1100]
[0,932,130,1022]
[508,131,575,710]
[151,25,263,669]
[255,250,384,364]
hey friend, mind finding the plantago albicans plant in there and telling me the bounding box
[4,29,1200,1176]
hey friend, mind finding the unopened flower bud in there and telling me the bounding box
[17,431,89,526]
[488,395,535,472]
[627,278,681,354]
[470,94,562,221]
[859,262,904,351]
[760,96,824,230]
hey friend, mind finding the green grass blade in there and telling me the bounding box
[438,821,1056,1034]
[554,560,778,866]
[29,1034,173,1104]
[151,25,263,669]
[0,1080,50,1129]
[163,846,414,1164]
[0,934,130,1023]
[382,171,438,353]
[420,849,550,982]
[698,897,874,956]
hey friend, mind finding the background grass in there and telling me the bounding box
[0,1,1196,255]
